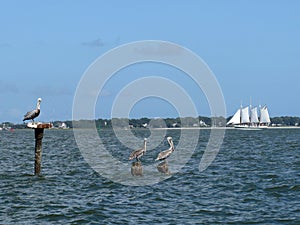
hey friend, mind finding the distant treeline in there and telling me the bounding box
[2,116,300,129]
[270,116,300,126]
[71,116,225,128]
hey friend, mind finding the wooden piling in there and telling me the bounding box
[34,128,44,175]
[27,122,52,175]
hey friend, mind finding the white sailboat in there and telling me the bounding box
[227,105,271,129]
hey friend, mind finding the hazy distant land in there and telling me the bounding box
[1,116,300,129]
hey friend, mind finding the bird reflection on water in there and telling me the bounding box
[157,161,170,175]
[131,161,143,176]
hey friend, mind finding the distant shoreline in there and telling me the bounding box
[152,126,300,130]
[2,126,300,131]
[46,126,300,130]
[2,115,300,130]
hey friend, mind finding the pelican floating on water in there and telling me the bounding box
[129,138,147,161]
[155,137,174,161]
[23,98,42,122]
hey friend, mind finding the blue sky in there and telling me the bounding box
[0,1,299,123]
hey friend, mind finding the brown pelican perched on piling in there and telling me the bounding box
[155,137,174,161]
[23,98,42,122]
[129,138,147,161]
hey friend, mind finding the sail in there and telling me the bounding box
[241,106,250,123]
[260,106,271,123]
[226,109,240,125]
[250,107,259,123]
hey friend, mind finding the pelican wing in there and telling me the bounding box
[156,149,172,161]
[23,109,40,121]
[129,148,143,160]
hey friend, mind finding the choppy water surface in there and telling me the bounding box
[0,128,299,224]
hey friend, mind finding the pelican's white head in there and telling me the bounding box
[37,98,42,109]
[167,136,174,149]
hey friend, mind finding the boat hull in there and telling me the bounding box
[234,124,269,130]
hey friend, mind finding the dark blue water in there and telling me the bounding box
[0,128,299,224]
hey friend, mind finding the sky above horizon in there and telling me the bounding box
[1,1,299,123]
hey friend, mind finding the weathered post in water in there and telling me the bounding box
[27,122,52,175]
[34,128,44,175]
[131,161,143,176]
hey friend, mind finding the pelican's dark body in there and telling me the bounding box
[155,137,174,161]
[23,98,42,122]
[23,109,40,122]
[129,138,147,161]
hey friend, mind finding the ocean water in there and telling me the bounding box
[0,128,299,224]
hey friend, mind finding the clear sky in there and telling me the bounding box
[1,0,299,123]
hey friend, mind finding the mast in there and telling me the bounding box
[240,101,243,124]
[249,97,252,123]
